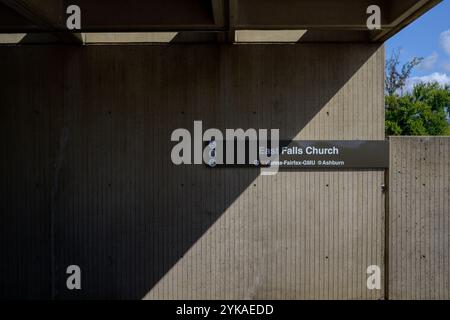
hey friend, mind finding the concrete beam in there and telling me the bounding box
[0,0,442,44]
[64,0,218,32]
[235,0,390,30]
[0,32,26,43]
[0,0,82,43]
[370,0,442,42]
[227,0,237,42]
[234,30,307,43]
[211,0,225,27]
[234,0,440,34]
[84,32,178,44]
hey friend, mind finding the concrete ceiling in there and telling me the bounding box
[0,0,442,44]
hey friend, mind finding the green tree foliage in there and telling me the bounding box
[385,49,450,136]
[385,82,450,135]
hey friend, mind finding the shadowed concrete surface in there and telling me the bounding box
[0,0,441,43]
[0,44,385,299]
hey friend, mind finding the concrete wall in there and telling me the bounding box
[0,44,385,299]
[389,136,450,299]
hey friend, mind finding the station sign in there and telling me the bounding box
[205,140,389,169]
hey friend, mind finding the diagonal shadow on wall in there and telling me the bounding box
[0,44,382,299]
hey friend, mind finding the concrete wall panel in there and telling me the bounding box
[389,136,450,299]
[0,48,64,299]
[0,44,385,299]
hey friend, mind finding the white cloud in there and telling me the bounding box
[440,30,450,56]
[417,52,438,70]
[405,72,450,92]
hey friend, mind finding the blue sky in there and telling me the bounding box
[386,0,450,90]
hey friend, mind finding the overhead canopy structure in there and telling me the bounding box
[0,0,442,44]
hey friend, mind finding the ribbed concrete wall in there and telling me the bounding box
[0,44,385,299]
[0,48,63,299]
[389,137,450,300]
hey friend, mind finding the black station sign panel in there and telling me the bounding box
[205,140,389,169]
[270,140,389,169]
